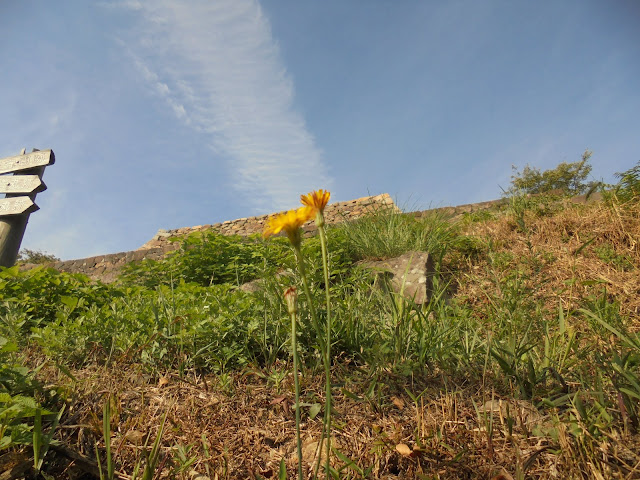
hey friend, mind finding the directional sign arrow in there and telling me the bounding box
[0,197,39,216]
[0,150,54,175]
[0,175,46,194]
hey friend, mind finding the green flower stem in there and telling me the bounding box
[292,226,332,478]
[289,307,303,480]
[292,245,322,346]
[317,223,332,476]
[291,243,323,479]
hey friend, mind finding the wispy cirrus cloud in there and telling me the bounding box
[108,0,332,211]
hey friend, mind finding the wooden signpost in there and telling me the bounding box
[0,150,54,175]
[0,149,55,267]
[0,197,39,216]
[0,175,45,194]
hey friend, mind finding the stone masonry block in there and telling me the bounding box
[359,251,435,305]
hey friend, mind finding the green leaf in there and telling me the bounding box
[0,338,17,353]
[308,403,322,420]
[581,308,639,350]
[12,395,38,409]
[340,388,363,402]
[60,295,80,311]
[619,387,640,401]
[33,408,42,471]
[333,449,367,476]
[573,236,596,256]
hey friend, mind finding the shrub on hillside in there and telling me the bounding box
[16,249,59,265]
[507,150,597,196]
[119,231,290,288]
[0,266,118,334]
[120,228,355,290]
[610,160,640,204]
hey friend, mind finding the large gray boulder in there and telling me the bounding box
[358,251,435,304]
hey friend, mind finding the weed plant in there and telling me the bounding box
[338,207,458,261]
[607,159,640,205]
[0,265,117,338]
[120,232,291,288]
[0,334,63,478]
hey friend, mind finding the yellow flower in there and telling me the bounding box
[263,206,314,245]
[300,189,330,213]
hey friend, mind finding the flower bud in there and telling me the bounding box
[284,286,298,315]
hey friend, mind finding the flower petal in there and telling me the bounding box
[300,189,330,212]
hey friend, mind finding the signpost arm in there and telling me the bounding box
[0,149,54,267]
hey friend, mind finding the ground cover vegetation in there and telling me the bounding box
[1,159,639,479]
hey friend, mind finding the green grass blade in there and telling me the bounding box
[33,408,42,471]
[278,457,288,480]
[142,411,167,480]
[103,398,114,480]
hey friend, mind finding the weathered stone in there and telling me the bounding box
[238,279,264,293]
[359,251,435,305]
[132,250,147,261]
[18,262,38,272]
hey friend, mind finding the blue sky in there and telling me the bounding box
[1,1,638,260]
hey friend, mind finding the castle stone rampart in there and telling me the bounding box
[27,191,601,283]
[40,193,397,282]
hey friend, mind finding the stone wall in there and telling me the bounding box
[43,246,174,284]
[29,191,603,283]
[411,198,508,219]
[138,193,398,251]
[411,191,602,220]
[41,193,398,282]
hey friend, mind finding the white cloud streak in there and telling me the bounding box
[112,0,332,211]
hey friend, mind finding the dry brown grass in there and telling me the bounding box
[36,360,640,479]
[458,200,639,324]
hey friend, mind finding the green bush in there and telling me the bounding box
[0,266,119,335]
[31,281,272,370]
[507,150,596,196]
[16,249,60,265]
[119,232,291,288]
[594,243,634,271]
[610,160,640,204]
